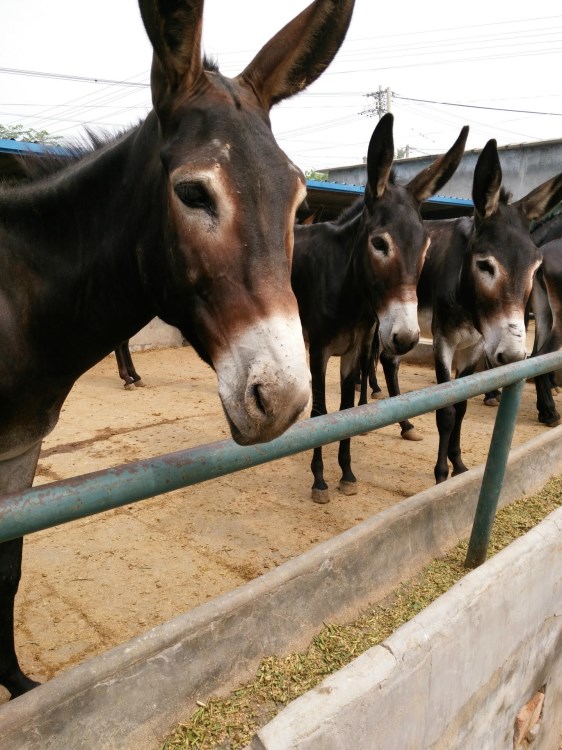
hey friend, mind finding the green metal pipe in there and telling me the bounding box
[464,379,525,568]
[1,351,562,544]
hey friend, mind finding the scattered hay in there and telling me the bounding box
[161,475,562,750]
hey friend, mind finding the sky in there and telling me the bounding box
[1,1,562,174]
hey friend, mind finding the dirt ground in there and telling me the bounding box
[4,336,555,702]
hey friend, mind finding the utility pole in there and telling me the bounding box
[386,87,392,115]
[361,87,394,119]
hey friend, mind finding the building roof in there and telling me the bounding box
[305,178,473,220]
[0,139,473,218]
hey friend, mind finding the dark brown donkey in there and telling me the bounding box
[529,214,562,426]
[0,0,355,699]
[291,114,468,502]
[364,140,562,483]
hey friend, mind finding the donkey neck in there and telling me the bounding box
[0,121,162,354]
[421,217,473,309]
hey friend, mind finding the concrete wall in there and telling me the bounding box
[252,506,562,750]
[324,139,562,202]
[128,318,183,351]
[2,427,562,749]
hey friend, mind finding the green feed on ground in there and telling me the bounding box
[160,475,562,750]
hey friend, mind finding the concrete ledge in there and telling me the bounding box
[402,338,433,365]
[252,509,562,750]
[1,427,562,749]
[129,318,183,351]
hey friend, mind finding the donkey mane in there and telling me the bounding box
[499,187,513,205]
[17,127,137,182]
[335,197,363,225]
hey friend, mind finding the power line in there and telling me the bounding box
[393,94,562,117]
[0,67,149,88]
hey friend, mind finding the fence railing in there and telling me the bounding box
[2,351,562,566]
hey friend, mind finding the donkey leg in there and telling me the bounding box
[122,342,144,387]
[536,374,560,426]
[535,333,562,426]
[448,398,470,475]
[338,356,358,495]
[0,538,40,698]
[380,351,421,440]
[368,329,383,399]
[483,389,501,406]
[447,366,476,476]
[0,443,42,698]
[433,350,456,483]
[309,348,330,503]
[434,404,455,483]
[115,342,136,389]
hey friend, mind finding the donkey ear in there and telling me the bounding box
[365,113,394,200]
[472,139,502,220]
[237,0,355,109]
[407,126,469,205]
[138,0,204,110]
[513,173,562,222]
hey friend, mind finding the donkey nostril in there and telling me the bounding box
[251,383,268,416]
[497,352,506,365]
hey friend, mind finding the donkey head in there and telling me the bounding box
[138,0,354,444]
[467,139,562,366]
[361,114,468,355]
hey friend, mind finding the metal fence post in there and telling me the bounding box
[464,378,525,568]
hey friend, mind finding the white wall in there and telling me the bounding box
[128,318,183,351]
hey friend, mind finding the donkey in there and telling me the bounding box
[530,221,562,426]
[0,0,355,699]
[365,210,562,411]
[291,114,468,502]
[364,139,562,483]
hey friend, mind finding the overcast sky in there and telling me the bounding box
[1,1,562,174]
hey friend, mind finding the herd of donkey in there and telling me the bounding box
[1,0,562,702]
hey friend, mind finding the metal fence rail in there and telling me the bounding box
[2,351,562,564]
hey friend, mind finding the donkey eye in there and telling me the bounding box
[175,181,216,216]
[372,236,389,254]
[476,259,495,276]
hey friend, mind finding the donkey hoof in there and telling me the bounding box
[354,383,361,392]
[311,488,330,504]
[401,428,423,441]
[134,379,145,388]
[338,480,358,496]
[371,390,384,400]
[554,386,562,394]
[124,382,135,390]
[483,397,499,407]
[547,418,561,428]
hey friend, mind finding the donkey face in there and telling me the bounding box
[468,139,562,366]
[362,115,468,356]
[139,0,354,445]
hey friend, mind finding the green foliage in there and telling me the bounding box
[0,123,61,144]
[304,170,328,182]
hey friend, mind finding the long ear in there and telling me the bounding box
[366,113,394,200]
[472,139,502,219]
[407,126,469,204]
[513,173,562,222]
[138,0,204,110]
[237,0,355,110]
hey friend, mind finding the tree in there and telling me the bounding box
[0,123,61,145]
[305,170,328,182]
